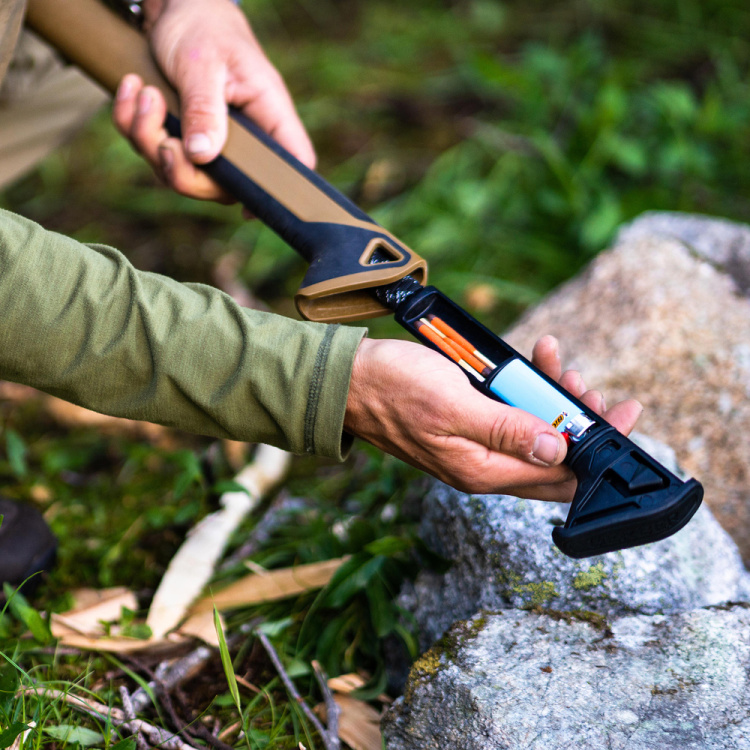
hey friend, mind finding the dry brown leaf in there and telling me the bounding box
[327,673,392,704]
[175,609,220,648]
[336,695,382,750]
[28,484,53,503]
[318,694,382,750]
[191,557,348,613]
[328,673,367,694]
[43,396,171,444]
[51,587,137,639]
[50,632,176,653]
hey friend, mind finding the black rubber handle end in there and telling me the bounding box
[553,429,704,558]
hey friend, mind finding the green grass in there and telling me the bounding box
[1,0,750,746]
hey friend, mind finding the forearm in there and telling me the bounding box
[0,209,365,457]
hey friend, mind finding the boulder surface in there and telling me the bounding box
[399,436,750,652]
[383,605,750,750]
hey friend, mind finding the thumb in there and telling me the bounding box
[463,394,568,467]
[177,58,228,164]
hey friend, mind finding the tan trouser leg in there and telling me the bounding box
[0,30,109,192]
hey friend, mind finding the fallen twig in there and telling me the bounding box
[130,645,213,714]
[312,660,340,750]
[18,687,198,750]
[255,630,339,750]
[119,686,148,750]
[219,493,310,572]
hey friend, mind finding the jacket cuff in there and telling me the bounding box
[303,324,366,461]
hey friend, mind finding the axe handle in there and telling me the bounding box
[25,0,427,322]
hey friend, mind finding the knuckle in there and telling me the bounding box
[488,409,526,455]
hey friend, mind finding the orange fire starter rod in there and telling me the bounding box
[419,317,493,377]
[427,314,498,370]
[415,319,486,381]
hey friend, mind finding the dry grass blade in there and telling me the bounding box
[190,557,348,613]
[146,444,291,639]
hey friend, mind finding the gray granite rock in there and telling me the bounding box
[505,214,750,560]
[383,605,750,750]
[617,210,750,292]
[400,433,750,652]
[384,213,750,747]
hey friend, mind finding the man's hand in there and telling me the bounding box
[112,0,315,200]
[344,335,643,502]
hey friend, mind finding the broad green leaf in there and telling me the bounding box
[247,728,270,748]
[284,658,311,679]
[5,430,27,478]
[364,536,411,557]
[120,622,152,640]
[256,618,293,638]
[212,480,250,496]
[580,196,621,251]
[172,451,202,500]
[0,722,28,750]
[43,725,103,747]
[3,584,52,645]
[395,623,420,660]
[322,555,385,608]
[109,739,137,750]
[366,579,396,638]
[0,665,19,714]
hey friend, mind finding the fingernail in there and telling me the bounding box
[137,90,152,115]
[159,146,173,176]
[550,336,560,359]
[186,133,212,156]
[116,76,135,101]
[600,394,607,412]
[532,433,561,465]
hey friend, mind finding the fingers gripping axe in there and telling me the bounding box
[27,0,704,558]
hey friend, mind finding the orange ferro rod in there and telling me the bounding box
[419,317,494,378]
[415,320,486,382]
[427,314,498,370]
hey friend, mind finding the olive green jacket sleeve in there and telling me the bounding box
[0,208,367,459]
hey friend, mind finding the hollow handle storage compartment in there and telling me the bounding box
[395,286,704,558]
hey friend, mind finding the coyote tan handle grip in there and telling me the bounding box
[26,0,427,322]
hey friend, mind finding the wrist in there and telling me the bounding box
[344,336,378,437]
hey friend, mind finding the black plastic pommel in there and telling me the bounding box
[553,427,704,558]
